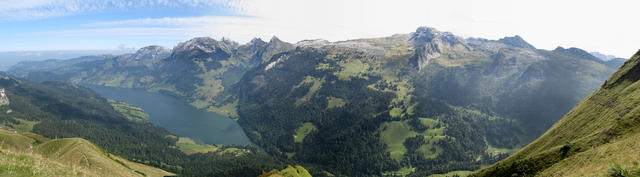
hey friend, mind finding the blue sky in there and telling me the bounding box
[1,0,638,57]
[0,0,244,51]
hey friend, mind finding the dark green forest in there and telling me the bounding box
[0,74,284,177]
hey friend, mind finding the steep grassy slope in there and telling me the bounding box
[0,149,77,176]
[471,50,640,177]
[259,165,312,177]
[0,129,173,177]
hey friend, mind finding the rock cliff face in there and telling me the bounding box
[409,27,468,70]
[0,88,9,106]
[170,37,234,63]
[121,45,170,68]
[251,36,295,65]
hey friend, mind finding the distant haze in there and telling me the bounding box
[590,52,619,61]
[0,50,134,71]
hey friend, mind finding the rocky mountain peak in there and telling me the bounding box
[242,38,268,53]
[174,37,221,52]
[296,39,330,47]
[266,36,293,50]
[133,45,171,60]
[409,27,439,45]
[497,35,535,49]
[110,45,171,67]
[590,52,618,61]
[250,38,267,45]
[250,36,295,65]
[269,36,284,43]
[409,27,466,70]
[139,45,169,51]
[221,37,239,50]
[409,27,465,48]
[171,37,233,60]
[553,47,601,62]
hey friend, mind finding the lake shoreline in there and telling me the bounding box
[83,84,255,147]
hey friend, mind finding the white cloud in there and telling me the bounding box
[0,0,237,21]
[0,0,53,10]
[28,27,205,38]
[9,0,640,57]
[224,0,639,57]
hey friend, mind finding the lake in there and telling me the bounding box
[86,85,253,146]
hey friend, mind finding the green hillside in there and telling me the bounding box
[236,28,622,176]
[7,27,626,176]
[471,49,640,177]
[0,129,173,177]
[259,165,312,177]
[0,74,283,176]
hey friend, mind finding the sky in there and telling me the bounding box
[0,0,638,58]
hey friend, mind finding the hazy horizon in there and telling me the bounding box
[1,0,638,57]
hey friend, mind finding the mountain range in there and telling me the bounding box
[591,51,620,61]
[7,27,629,176]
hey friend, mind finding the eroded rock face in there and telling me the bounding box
[409,27,468,70]
[133,46,171,61]
[0,88,9,106]
[117,45,170,68]
[409,27,464,48]
[239,38,268,58]
[171,37,233,61]
[412,42,441,69]
[251,36,295,65]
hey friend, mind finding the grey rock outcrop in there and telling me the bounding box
[0,88,9,106]
[170,37,233,61]
[497,35,535,49]
[409,27,468,70]
[251,36,295,65]
[116,45,170,68]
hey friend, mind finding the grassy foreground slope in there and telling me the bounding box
[259,165,312,177]
[0,129,173,177]
[471,50,640,177]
